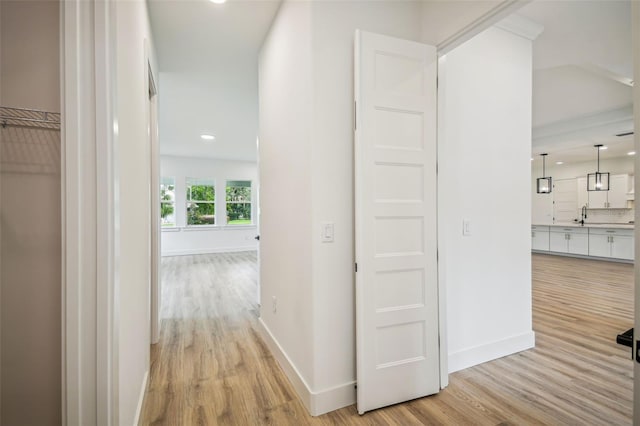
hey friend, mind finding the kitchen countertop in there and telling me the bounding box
[533,223,635,230]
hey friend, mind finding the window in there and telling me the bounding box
[186,178,216,225]
[226,180,252,225]
[160,177,176,227]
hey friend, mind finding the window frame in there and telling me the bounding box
[186,177,217,226]
[225,180,253,226]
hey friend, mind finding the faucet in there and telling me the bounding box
[580,205,588,226]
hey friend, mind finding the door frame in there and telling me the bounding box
[148,53,160,345]
[61,0,119,424]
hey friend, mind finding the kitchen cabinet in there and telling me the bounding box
[549,226,589,255]
[588,228,634,260]
[577,177,588,209]
[608,174,630,208]
[531,225,549,251]
[587,174,630,209]
[553,179,578,222]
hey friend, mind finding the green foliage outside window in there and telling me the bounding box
[226,181,251,225]
[160,180,175,227]
[187,180,216,225]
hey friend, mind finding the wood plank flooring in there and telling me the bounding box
[139,252,633,425]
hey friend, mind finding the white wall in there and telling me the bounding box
[532,156,634,224]
[438,26,535,373]
[260,0,539,416]
[260,0,428,415]
[0,2,61,424]
[258,0,316,404]
[309,0,423,406]
[115,1,158,424]
[160,155,258,255]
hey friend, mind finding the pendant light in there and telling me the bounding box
[536,153,552,194]
[587,144,609,191]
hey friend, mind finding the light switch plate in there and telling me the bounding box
[321,222,334,243]
[463,220,471,236]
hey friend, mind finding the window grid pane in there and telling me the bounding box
[226,180,251,225]
[160,177,176,227]
[187,178,216,225]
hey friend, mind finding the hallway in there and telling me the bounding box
[139,253,633,425]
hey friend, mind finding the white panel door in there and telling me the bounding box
[354,30,439,415]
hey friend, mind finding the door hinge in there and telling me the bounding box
[355,262,358,273]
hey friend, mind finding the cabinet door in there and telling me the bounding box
[553,179,578,222]
[588,190,607,209]
[549,232,568,253]
[611,235,634,260]
[607,174,629,208]
[567,233,589,255]
[588,234,611,258]
[532,231,549,251]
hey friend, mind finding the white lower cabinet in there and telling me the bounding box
[531,225,549,251]
[588,228,634,260]
[549,227,588,255]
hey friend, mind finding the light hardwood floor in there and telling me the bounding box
[139,252,633,425]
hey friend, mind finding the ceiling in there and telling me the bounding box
[148,0,281,72]
[149,0,634,164]
[518,0,634,164]
[148,0,281,161]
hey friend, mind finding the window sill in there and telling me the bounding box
[162,225,257,232]
[161,227,180,232]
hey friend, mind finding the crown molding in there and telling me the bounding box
[495,14,545,41]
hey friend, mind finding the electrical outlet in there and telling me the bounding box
[272,296,277,314]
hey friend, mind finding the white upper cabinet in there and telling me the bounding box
[577,177,588,209]
[587,174,630,209]
[607,174,630,208]
[553,179,578,222]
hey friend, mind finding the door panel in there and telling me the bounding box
[354,30,439,415]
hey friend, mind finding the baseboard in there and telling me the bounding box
[133,370,149,426]
[448,331,535,374]
[257,319,356,416]
[161,246,256,257]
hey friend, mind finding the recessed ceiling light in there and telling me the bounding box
[530,158,534,161]
[599,145,608,150]
[209,0,226,3]
[201,134,215,140]
[628,151,636,156]
[556,161,564,165]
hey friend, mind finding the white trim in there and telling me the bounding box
[62,1,118,424]
[632,3,640,419]
[436,0,532,55]
[161,246,257,257]
[181,224,257,232]
[436,55,449,389]
[494,14,544,41]
[133,370,149,426]
[448,331,536,374]
[257,319,355,416]
[147,43,161,346]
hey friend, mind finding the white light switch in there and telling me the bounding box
[321,222,334,243]
[463,220,471,236]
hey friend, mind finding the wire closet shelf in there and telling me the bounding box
[0,106,61,131]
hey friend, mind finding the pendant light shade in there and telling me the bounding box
[536,153,552,194]
[587,144,609,191]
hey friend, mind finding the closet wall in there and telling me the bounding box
[0,2,62,425]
